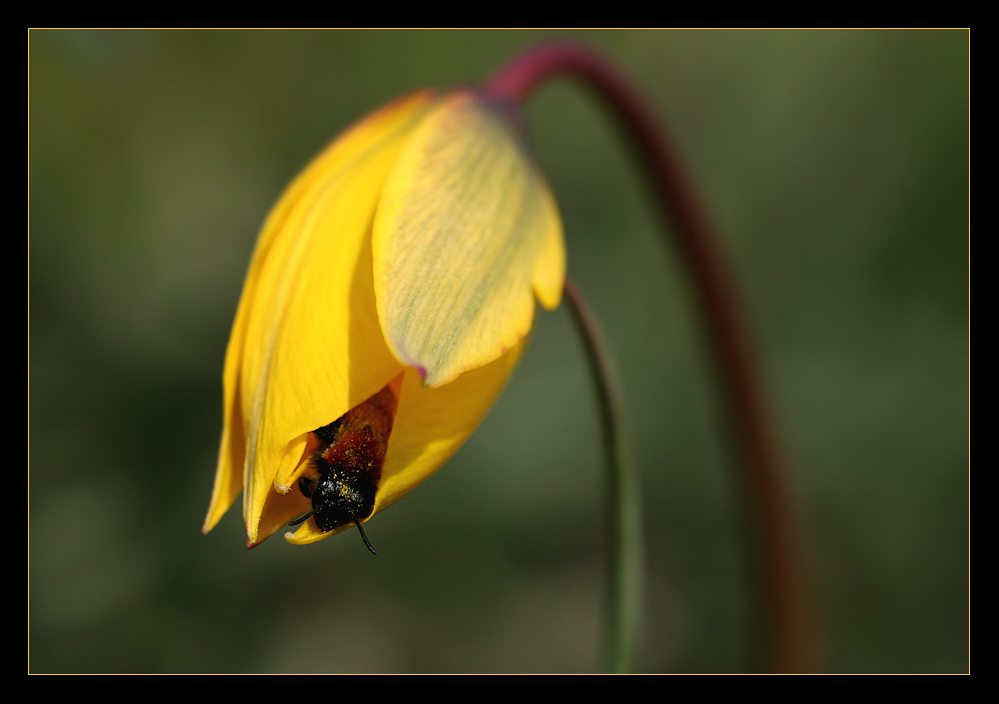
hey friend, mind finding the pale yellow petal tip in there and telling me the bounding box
[203,426,244,536]
[284,529,327,546]
[531,185,566,311]
[284,520,354,546]
[202,490,236,535]
[415,331,528,390]
[202,505,220,535]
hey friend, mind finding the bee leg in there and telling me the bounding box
[287,510,314,527]
[354,520,377,556]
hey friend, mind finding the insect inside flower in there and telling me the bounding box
[203,88,565,549]
[288,384,398,554]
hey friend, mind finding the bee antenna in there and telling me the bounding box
[355,519,377,555]
[287,510,314,527]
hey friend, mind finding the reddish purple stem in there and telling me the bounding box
[486,42,817,673]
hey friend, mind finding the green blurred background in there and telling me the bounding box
[29,29,968,673]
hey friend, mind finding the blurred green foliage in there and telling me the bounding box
[29,29,968,673]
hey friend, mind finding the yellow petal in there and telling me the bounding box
[372,90,565,388]
[203,91,437,545]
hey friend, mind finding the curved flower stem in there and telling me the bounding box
[487,43,817,673]
[564,277,642,674]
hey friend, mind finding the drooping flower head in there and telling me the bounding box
[203,89,565,547]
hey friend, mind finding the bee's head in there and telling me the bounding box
[311,465,378,533]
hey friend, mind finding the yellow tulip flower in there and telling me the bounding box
[202,88,566,548]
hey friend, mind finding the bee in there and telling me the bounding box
[288,383,398,555]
